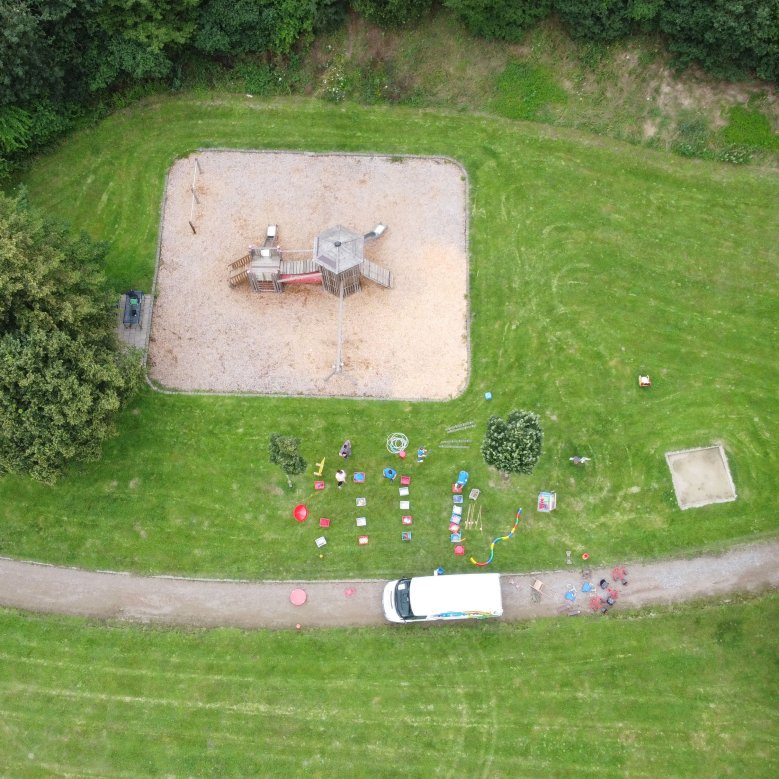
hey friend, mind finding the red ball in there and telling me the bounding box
[293,504,308,522]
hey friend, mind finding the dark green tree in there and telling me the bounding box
[444,0,551,41]
[657,0,779,82]
[351,0,432,28]
[269,433,307,486]
[481,410,543,475]
[83,0,199,91]
[0,191,142,483]
[195,0,318,57]
[553,0,635,42]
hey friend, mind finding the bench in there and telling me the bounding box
[123,291,144,328]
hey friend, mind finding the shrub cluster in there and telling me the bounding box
[481,410,544,475]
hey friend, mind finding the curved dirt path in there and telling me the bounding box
[1,541,777,629]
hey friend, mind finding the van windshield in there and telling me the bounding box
[395,579,418,619]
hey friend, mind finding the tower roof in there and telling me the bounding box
[314,225,364,273]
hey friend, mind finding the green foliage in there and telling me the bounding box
[0,106,32,154]
[195,0,316,57]
[723,105,779,150]
[493,61,567,120]
[657,0,779,82]
[269,433,306,477]
[314,0,350,32]
[351,0,432,28]
[195,0,270,56]
[0,192,142,483]
[0,327,141,484]
[270,0,317,54]
[0,0,45,107]
[554,0,635,42]
[235,61,294,96]
[481,410,543,475]
[444,0,550,41]
[26,101,80,150]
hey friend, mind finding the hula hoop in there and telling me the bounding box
[386,433,409,454]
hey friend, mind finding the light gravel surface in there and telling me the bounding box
[148,151,469,400]
[1,541,776,630]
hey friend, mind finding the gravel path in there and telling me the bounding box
[1,541,776,629]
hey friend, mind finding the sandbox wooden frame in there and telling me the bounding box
[665,444,737,510]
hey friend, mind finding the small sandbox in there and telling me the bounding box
[148,151,469,399]
[665,445,737,510]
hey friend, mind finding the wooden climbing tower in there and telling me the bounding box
[227,222,392,296]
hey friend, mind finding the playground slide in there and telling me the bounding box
[279,272,323,284]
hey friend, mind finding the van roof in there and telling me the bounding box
[409,573,502,617]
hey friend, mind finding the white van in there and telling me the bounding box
[382,573,503,623]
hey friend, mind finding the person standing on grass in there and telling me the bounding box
[339,440,352,459]
[336,469,346,489]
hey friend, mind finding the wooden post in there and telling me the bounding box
[188,220,197,235]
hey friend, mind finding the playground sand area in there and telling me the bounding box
[665,445,737,510]
[148,151,469,398]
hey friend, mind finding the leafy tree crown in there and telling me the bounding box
[0,192,142,483]
[481,410,543,474]
[269,433,307,476]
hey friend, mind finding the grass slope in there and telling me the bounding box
[304,14,779,165]
[1,95,777,578]
[0,596,777,777]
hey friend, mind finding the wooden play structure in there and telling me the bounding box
[228,222,392,378]
[227,223,392,296]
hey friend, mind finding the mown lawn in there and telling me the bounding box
[1,94,777,578]
[0,596,776,777]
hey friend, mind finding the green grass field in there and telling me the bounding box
[1,94,777,579]
[1,596,776,777]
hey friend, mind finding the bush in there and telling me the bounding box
[0,192,142,483]
[235,61,294,96]
[314,0,350,32]
[657,0,779,82]
[0,107,32,154]
[444,0,551,41]
[269,433,307,485]
[195,0,315,57]
[481,410,543,475]
[351,0,433,28]
[554,0,635,42]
